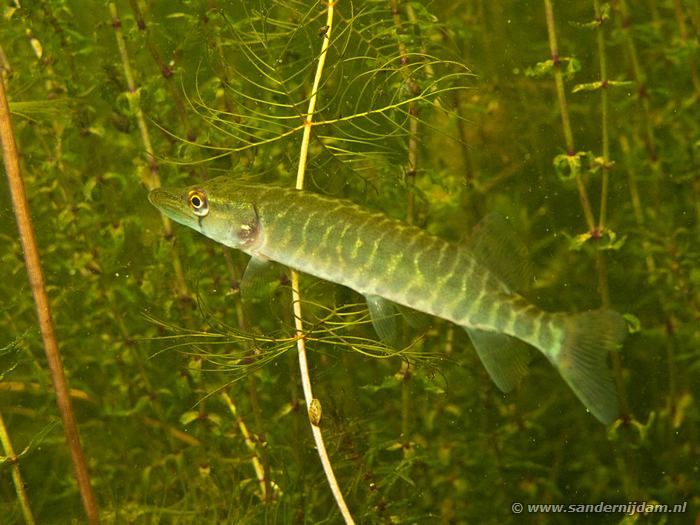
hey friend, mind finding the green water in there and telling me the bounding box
[0,1,697,523]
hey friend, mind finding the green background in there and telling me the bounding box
[1,0,698,523]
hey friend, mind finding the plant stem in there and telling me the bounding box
[109,2,191,303]
[0,70,100,525]
[222,392,269,501]
[295,1,335,191]
[619,135,656,274]
[390,0,425,480]
[292,2,355,523]
[0,412,35,525]
[292,273,355,524]
[126,0,193,140]
[223,249,272,500]
[672,0,700,97]
[594,0,610,231]
[543,0,595,233]
[390,0,420,224]
[617,0,658,162]
[593,0,629,421]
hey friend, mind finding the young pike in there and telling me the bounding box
[149,176,627,424]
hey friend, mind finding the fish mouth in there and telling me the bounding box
[148,187,195,227]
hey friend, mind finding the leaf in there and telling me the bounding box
[180,411,200,426]
[564,57,581,80]
[360,374,401,393]
[566,227,627,252]
[553,151,588,180]
[0,338,26,381]
[573,80,635,93]
[0,420,59,465]
[570,20,600,30]
[568,231,593,251]
[569,3,610,29]
[607,80,635,89]
[527,57,580,80]
[525,59,554,78]
[598,229,627,251]
[572,81,603,93]
[623,313,641,334]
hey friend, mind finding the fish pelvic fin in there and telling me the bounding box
[553,309,627,425]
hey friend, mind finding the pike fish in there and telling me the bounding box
[149,176,627,424]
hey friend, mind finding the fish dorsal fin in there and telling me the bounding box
[365,295,401,347]
[240,255,285,303]
[469,213,533,292]
[464,327,532,392]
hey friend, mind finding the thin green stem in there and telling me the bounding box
[390,0,420,224]
[673,0,700,96]
[0,412,36,525]
[109,2,191,302]
[222,249,273,500]
[291,2,355,523]
[222,392,269,500]
[295,1,335,190]
[594,0,610,231]
[619,135,655,275]
[617,0,658,162]
[126,0,194,141]
[590,1,630,424]
[390,0,421,468]
[544,0,573,153]
[543,0,596,233]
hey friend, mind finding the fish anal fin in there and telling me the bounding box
[469,213,533,292]
[464,327,532,392]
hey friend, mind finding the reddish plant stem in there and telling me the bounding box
[0,71,100,524]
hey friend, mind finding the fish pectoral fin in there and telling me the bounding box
[365,295,402,346]
[464,328,532,392]
[240,256,285,303]
[395,304,432,332]
[468,213,533,292]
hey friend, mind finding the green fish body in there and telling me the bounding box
[149,176,626,424]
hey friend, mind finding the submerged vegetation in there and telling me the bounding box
[0,1,698,523]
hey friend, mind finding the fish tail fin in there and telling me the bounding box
[552,309,627,424]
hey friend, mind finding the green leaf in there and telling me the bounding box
[180,411,200,426]
[0,420,59,465]
[570,3,610,29]
[564,57,581,80]
[572,81,602,93]
[0,339,22,381]
[525,59,554,78]
[570,20,599,30]
[568,231,592,251]
[607,80,635,89]
[598,229,627,251]
[553,150,588,180]
[623,313,641,334]
[526,57,580,80]
[360,374,401,393]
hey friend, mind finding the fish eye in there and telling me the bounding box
[187,190,209,217]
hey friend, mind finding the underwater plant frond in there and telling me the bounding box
[150,1,473,182]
